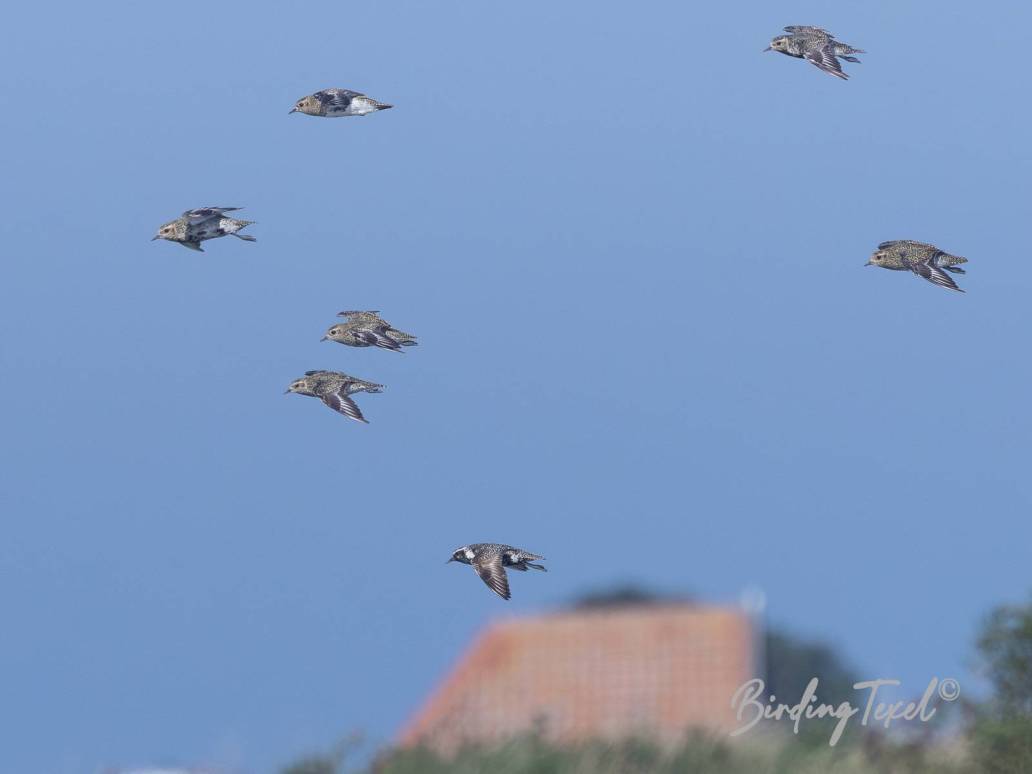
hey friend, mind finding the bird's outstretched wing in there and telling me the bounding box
[805,45,848,79]
[352,327,404,352]
[321,389,369,422]
[785,25,832,36]
[473,556,511,599]
[315,89,363,108]
[181,207,241,224]
[914,263,964,292]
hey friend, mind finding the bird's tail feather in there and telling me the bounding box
[936,252,968,269]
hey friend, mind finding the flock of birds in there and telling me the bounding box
[763,27,971,291]
[148,27,970,600]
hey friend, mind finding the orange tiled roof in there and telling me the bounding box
[399,604,754,751]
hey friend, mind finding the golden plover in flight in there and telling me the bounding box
[289,88,393,117]
[765,26,864,80]
[447,543,547,600]
[866,240,968,293]
[322,310,418,353]
[285,370,384,424]
[152,207,256,252]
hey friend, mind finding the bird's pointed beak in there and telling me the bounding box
[864,260,873,266]
[320,335,328,342]
[283,389,291,394]
[446,557,455,563]
[151,235,160,241]
[288,108,297,114]
[763,46,772,52]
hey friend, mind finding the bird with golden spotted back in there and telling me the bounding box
[765,26,865,80]
[289,88,393,117]
[322,311,418,352]
[152,207,256,252]
[866,240,968,292]
[285,370,384,423]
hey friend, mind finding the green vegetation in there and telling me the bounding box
[967,593,1032,773]
[365,732,966,774]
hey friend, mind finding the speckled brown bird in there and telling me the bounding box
[866,240,968,292]
[151,207,256,252]
[289,88,393,117]
[322,311,418,352]
[285,370,384,423]
[765,26,865,80]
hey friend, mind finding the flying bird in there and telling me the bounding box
[152,207,256,251]
[289,88,393,117]
[866,240,968,292]
[323,311,418,352]
[447,543,547,600]
[765,26,864,80]
[285,370,384,423]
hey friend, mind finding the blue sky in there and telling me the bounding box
[2,1,1030,771]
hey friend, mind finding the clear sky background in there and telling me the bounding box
[2,1,1030,771]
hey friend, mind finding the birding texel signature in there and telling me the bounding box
[730,677,961,746]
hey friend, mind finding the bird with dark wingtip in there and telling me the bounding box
[447,543,547,600]
[322,310,418,353]
[285,370,384,423]
[764,26,865,80]
[866,240,968,293]
[152,207,256,252]
[289,88,393,117]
